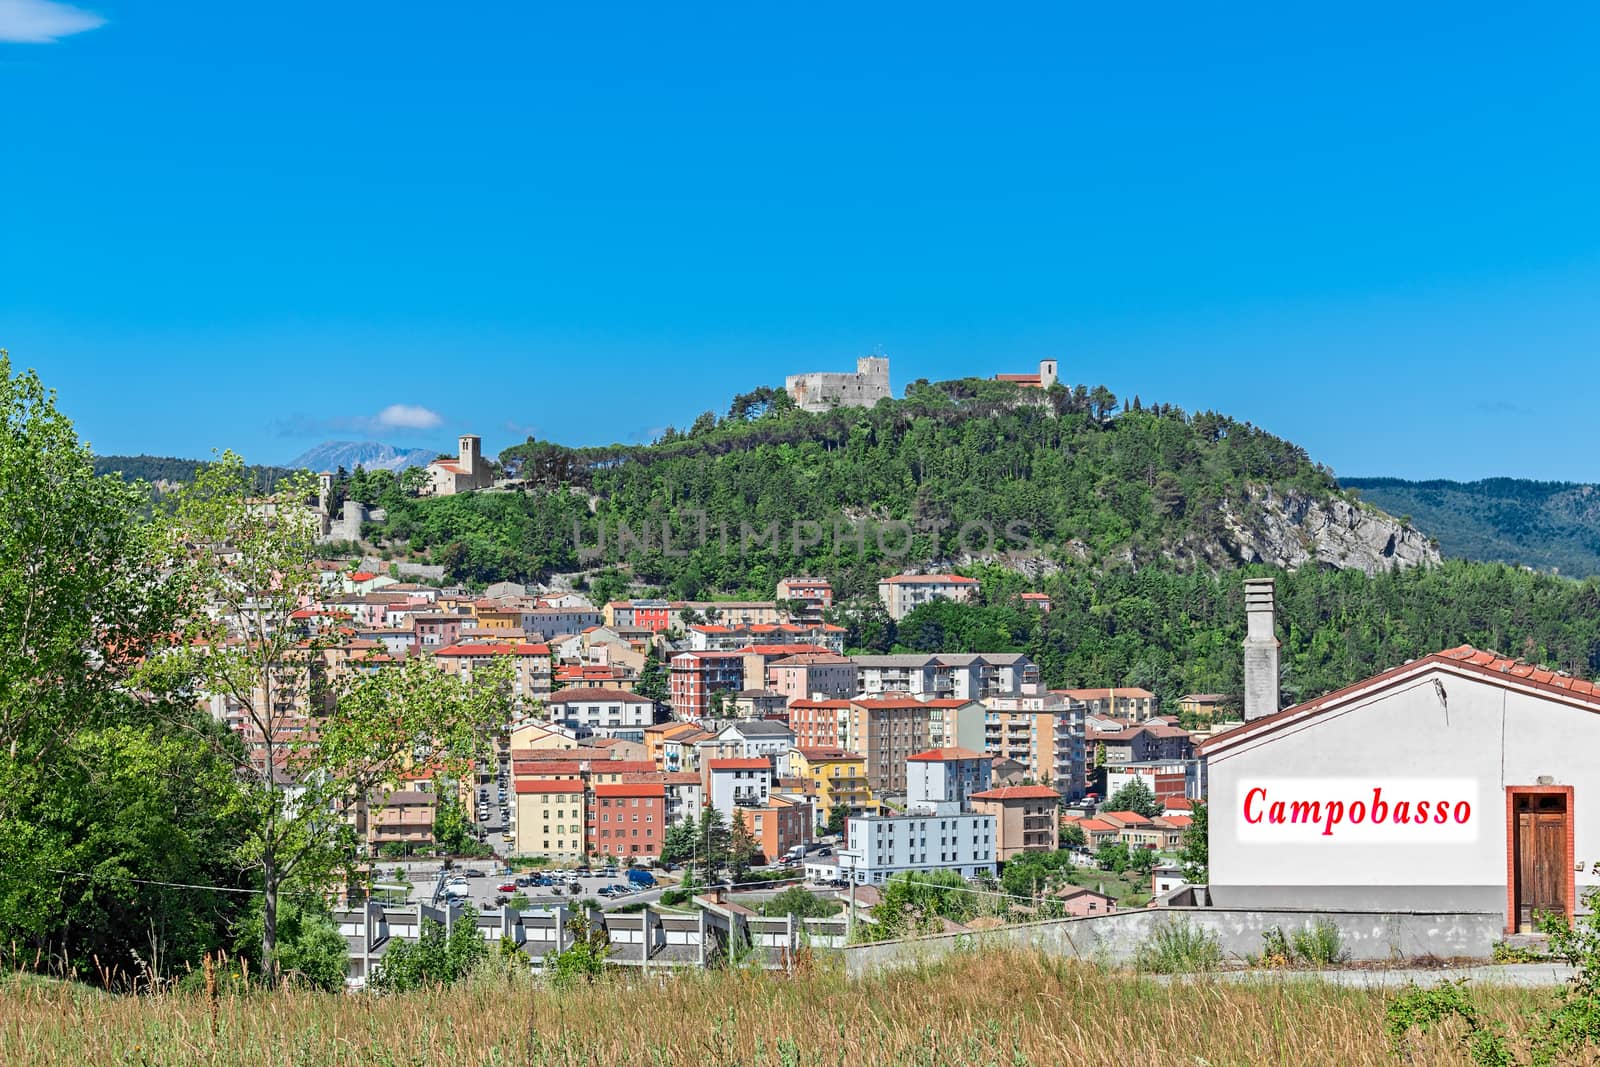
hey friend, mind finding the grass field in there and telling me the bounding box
[0,950,1561,1066]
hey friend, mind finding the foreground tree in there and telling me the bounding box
[165,455,511,979]
[1104,777,1161,819]
[0,354,249,983]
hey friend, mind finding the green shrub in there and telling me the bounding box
[659,888,692,907]
[1291,919,1347,966]
[1260,926,1292,966]
[1134,920,1223,974]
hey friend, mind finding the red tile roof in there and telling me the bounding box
[878,574,979,585]
[514,780,584,794]
[795,748,862,761]
[433,642,551,657]
[970,785,1062,801]
[350,571,377,582]
[1100,811,1154,826]
[594,782,666,798]
[907,747,988,762]
[546,686,651,703]
[1200,644,1600,756]
[789,699,851,709]
[706,758,771,771]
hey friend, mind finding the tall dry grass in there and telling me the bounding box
[0,950,1555,1066]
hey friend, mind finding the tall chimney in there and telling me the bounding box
[1243,577,1280,721]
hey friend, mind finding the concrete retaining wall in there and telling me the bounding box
[841,908,1505,977]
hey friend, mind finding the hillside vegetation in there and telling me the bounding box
[1344,476,1600,577]
[93,454,301,493]
[0,950,1554,1066]
[370,378,1373,595]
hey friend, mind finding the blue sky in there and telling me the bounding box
[3,2,1598,479]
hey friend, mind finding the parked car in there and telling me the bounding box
[496,882,517,893]
[816,847,832,857]
[626,869,656,888]
[464,868,487,878]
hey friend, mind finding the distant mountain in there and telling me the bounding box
[287,441,438,473]
[1341,477,1600,577]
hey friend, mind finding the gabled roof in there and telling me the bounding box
[515,780,584,794]
[907,746,988,762]
[706,758,772,771]
[546,686,652,703]
[594,782,666,798]
[1199,644,1600,758]
[970,785,1061,801]
[878,574,979,585]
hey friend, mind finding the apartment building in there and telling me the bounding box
[544,687,655,739]
[786,748,879,819]
[876,573,980,620]
[512,779,586,859]
[844,697,936,795]
[837,749,997,884]
[775,577,833,625]
[982,697,1087,800]
[703,758,773,816]
[735,793,813,864]
[668,651,745,720]
[1057,687,1158,721]
[767,653,856,703]
[970,785,1061,860]
[432,640,552,702]
[788,699,851,750]
[588,782,666,861]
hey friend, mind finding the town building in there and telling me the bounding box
[425,434,495,496]
[785,355,891,413]
[787,747,879,821]
[700,719,796,766]
[1105,759,1207,803]
[1202,578,1600,933]
[775,577,834,624]
[1054,687,1158,720]
[702,758,773,817]
[906,747,993,814]
[970,785,1061,859]
[767,653,857,703]
[543,687,655,740]
[730,689,789,720]
[993,359,1059,390]
[588,781,666,861]
[669,650,745,720]
[843,697,936,795]
[431,639,552,703]
[735,793,813,865]
[837,748,997,885]
[981,697,1087,799]
[876,573,981,621]
[512,779,586,859]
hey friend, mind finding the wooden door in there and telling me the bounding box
[1515,794,1568,932]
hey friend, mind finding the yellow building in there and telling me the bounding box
[512,779,586,859]
[786,747,879,821]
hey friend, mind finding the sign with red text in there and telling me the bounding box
[1235,778,1479,844]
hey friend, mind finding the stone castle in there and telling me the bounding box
[785,356,892,413]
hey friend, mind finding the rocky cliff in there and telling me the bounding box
[1205,485,1439,575]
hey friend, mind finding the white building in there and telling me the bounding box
[703,758,772,817]
[876,574,980,621]
[544,687,654,736]
[1201,580,1600,934]
[426,435,495,496]
[709,720,796,764]
[836,747,997,884]
[837,811,996,885]
[906,747,992,814]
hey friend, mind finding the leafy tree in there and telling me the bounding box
[548,911,610,987]
[1178,800,1208,883]
[234,898,347,991]
[659,819,697,865]
[1104,777,1161,818]
[1127,846,1159,876]
[0,354,251,985]
[694,806,731,877]
[728,809,761,877]
[825,805,850,836]
[999,849,1074,899]
[163,462,513,980]
[369,917,486,992]
[1060,822,1087,849]
[760,887,840,919]
[1095,841,1131,874]
[871,871,977,938]
[434,792,473,855]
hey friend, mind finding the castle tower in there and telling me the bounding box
[1039,359,1058,390]
[458,434,481,476]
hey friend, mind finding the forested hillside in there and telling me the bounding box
[94,454,301,492]
[878,560,1600,712]
[366,377,1423,595]
[1342,476,1600,577]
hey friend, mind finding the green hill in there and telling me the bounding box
[93,454,302,492]
[1341,477,1600,577]
[367,378,1425,597]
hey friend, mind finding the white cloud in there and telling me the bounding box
[0,0,106,43]
[376,404,443,430]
